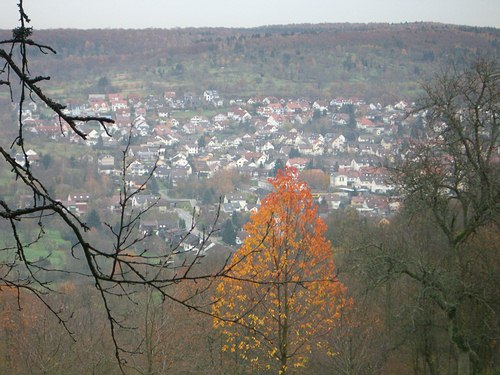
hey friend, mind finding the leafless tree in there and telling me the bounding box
[0,2,233,372]
[386,57,500,375]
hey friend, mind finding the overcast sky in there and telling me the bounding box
[1,0,499,29]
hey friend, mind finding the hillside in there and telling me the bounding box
[1,22,499,102]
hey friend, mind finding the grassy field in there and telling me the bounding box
[0,228,68,268]
[23,229,69,266]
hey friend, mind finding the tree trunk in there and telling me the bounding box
[448,304,471,375]
[456,350,470,375]
[280,361,287,375]
[424,345,438,375]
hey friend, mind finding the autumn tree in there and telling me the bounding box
[213,167,347,374]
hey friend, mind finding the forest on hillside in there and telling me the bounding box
[0,23,499,101]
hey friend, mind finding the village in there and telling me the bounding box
[15,88,415,248]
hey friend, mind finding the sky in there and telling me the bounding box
[1,0,499,29]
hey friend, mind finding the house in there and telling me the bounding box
[224,193,247,211]
[285,99,310,114]
[247,97,263,105]
[332,113,350,126]
[312,100,329,113]
[259,141,275,152]
[181,123,197,134]
[179,143,199,155]
[229,108,252,123]
[286,157,310,171]
[330,168,362,188]
[321,193,345,210]
[128,94,143,106]
[331,134,346,152]
[88,94,108,113]
[360,144,379,156]
[330,171,349,187]
[66,193,91,216]
[346,169,362,187]
[166,118,180,128]
[206,138,221,151]
[135,107,147,117]
[235,156,249,168]
[137,149,158,163]
[111,100,128,112]
[131,194,159,209]
[169,166,192,186]
[98,155,118,175]
[267,103,283,114]
[140,220,159,235]
[244,151,266,166]
[298,144,315,155]
[127,160,149,176]
[368,176,394,194]
[285,101,304,114]
[115,108,131,127]
[158,134,179,147]
[213,113,228,123]
[365,195,390,215]
[158,110,169,118]
[179,233,201,253]
[221,202,243,214]
[103,195,122,213]
[125,176,149,190]
[190,115,208,126]
[154,165,170,179]
[84,129,100,146]
[21,115,41,129]
[134,117,150,136]
[346,142,360,154]
[291,112,310,125]
[267,114,285,127]
[256,106,272,118]
[261,96,278,105]
[164,91,176,102]
[108,93,126,102]
[381,137,393,150]
[203,90,220,103]
[357,116,375,130]
[99,155,115,167]
[191,158,212,178]
[166,230,201,253]
[330,97,353,107]
[18,149,39,164]
[357,134,377,143]
[350,196,373,213]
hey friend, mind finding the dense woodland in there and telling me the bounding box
[1,23,499,101]
[0,14,499,375]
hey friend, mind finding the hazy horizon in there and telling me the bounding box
[1,0,499,30]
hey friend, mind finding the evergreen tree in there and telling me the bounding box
[221,219,236,245]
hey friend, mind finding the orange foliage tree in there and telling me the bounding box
[213,167,348,374]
